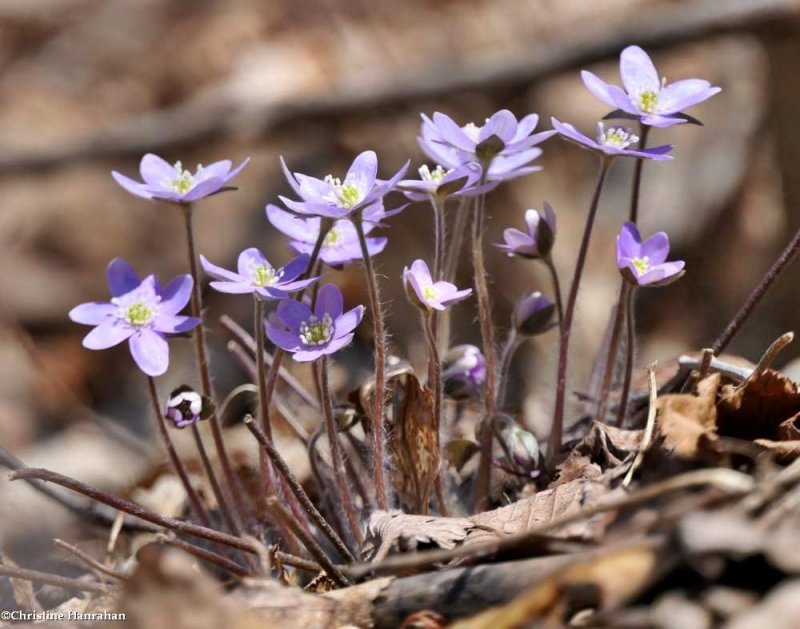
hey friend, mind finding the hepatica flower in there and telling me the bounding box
[165,385,212,429]
[267,284,364,362]
[279,150,408,220]
[403,259,472,312]
[398,162,493,202]
[582,45,721,128]
[513,292,556,336]
[496,203,556,259]
[419,110,555,181]
[616,221,685,287]
[551,119,673,160]
[200,249,316,299]
[69,258,199,376]
[443,344,486,399]
[266,203,387,267]
[112,153,249,203]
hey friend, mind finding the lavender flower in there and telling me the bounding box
[616,221,685,287]
[68,258,199,376]
[112,154,249,203]
[582,45,721,128]
[267,284,364,362]
[419,110,555,181]
[551,118,673,160]
[403,259,472,312]
[398,162,493,202]
[513,292,556,336]
[496,203,557,259]
[279,151,408,220]
[443,345,486,399]
[165,385,213,429]
[199,249,316,299]
[266,203,387,267]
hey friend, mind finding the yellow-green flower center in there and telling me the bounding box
[423,285,438,301]
[632,256,650,275]
[638,90,658,114]
[419,164,446,183]
[324,227,340,247]
[325,175,362,209]
[170,161,196,194]
[299,314,334,346]
[125,302,156,327]
[252,263,282,287]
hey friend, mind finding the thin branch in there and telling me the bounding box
[0,564,112,595]
[53,538,128,581]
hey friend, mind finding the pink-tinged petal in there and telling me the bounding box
[376,160,410,193]
[504,129,557,153]
[620,45,660,97]
[346,151,378,197]
[112,172,153,200]
[581,71,620,108]
[83,322,134,350]
[208,281,254,294]
[69,302,117,325]
[323,333,355,355]
[551,118,595,149]
[159,274,193,315]
[129,329,169,376]
[657,80,720,114]
[139,154,175,186]
[641,114,686,129]
[488,147,543,177]
[223,157,250,183]
[417,134,462,169]
[410,259,433,284]
[440,287,472,306]
[432,112,476,151]
[197,159,232,182]
[640,232,670,265]
[513,113,540,141]
[153,314,200,334]
[606,85,640,114]
[499,228,536,255]
[315,284,343,320]
[181,176,225,202]
[279,254,312,282]
[335,305,365,335]
[482,110,517,143]
[199,255,241,283]
[237,248,268,278]
[106,258,141,297]
[616,222,642,266]
[267,204,318,241]
[280,156,305,198]
[638,261,686,286]
[295,173,335,201]
[267,326,302,353]
[277,299,312,332]
[278,195,344,219]
[404,265,428,306]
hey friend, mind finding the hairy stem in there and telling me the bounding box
[595,282,631,423]
[440,195,469,353]
[616,286,637,427]
[544,257,565,325]
[353,216,389,509]
[497,329,522,408]
[549,159,611,469]
[423,312,448,516]
[253,297,276,501]
[629,123,651,224]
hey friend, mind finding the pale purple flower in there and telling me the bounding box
[266,203,387,267]
[267,284,364,362]
[165,385,211,429]
[496,203,557,259]
[403,259,472,312]
[443,344,486,399]
[513,292,556,336]
[616,221,685,287]
[398,162,494,202]
[551,118,673,160]
[199,249,316,299]
[279,150,408,220]
[419,110,555,181]
[68,258,199,377]
[112,153,249,203]
[581,45,721,128]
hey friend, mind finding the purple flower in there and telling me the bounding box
[267,284,364,362]
[165,385,212,429]
[266,203,387,267]
[68,258,199,377]
[616,221,685,287]
[419,110,555,182]
[403,259,472,312]
[513,292,556,336]
[581,45,721,128]
[496,203,557,259]
[398,163,494,202]
[279,150,408,220]
[551,118,673,160]
[443,345,486,399]
[199,249,317,299]
[112,154,249,203]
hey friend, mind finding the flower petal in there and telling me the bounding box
[139,154,175,187]
[199,255,241,283]
[581,70,620,109]
[69,302,117,325]
[620,45,660,97]
[315,284,343,320]
[432,112,476,151]
[482,110,517,143]
[223,157,250,183]
[279,253,312,282]
[106,258,141,297]
[82,321,134,350]
[267,204,318,241]
[657,80,720,113]
[181,176,225,202]
[277,299,312,332]
[616,222,642,266]
[237,248,268,278]
[208,281,255,294]
[153,314,200,334]
[267,325,303,353]
[640,231,670,265]
[322,333,355,355]
[159,274,193,315]
[638,261,686,286]
[346,151,378,198]
[111,172,153,199]
[129,329,169,376]
[335,305,365,335]
[197,159,232,182]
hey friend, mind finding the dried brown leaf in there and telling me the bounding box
[657,373,721,458]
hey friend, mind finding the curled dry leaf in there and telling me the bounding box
[656,373,720,458]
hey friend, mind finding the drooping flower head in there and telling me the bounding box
[165,385,213,429]
[496,203,557,259]
[69,258,199,376]
[443,344,486,399]
[398,162,494,202]
[582,46,721,128]
[513,292,556,336]
[551,118,673,160]
[112,154,249,203]
[200,249,317,299]
[279,150,408,220]
[419,110,555,182]
[616,222,685,287]
[267,284,364,362]
[266,203,387,268]
[403,259,472,312]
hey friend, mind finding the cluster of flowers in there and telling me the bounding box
[69,46,717,507]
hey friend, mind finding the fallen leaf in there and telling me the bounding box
[657,373,720,458]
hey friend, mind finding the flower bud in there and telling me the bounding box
[165,385,214,429]
[492,413,540,473]
[513,292,556,336]
[443,345,486,399]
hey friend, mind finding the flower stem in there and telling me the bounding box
[254,297,276,498]
[422,312,448,516]
[146,376,210,527]
[629,123,650,224]
[320,356,363,548]
[472,184,498,510]
[595,282,631,423]
[430,194,446,282]
[497,329,521,408]
[180,204,249,530]
[548,159,611,470]
[440,196,469,353]
[353,216,389,510]
[544,257,565,326]
[615,286,637,427]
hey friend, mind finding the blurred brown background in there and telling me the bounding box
[1,0,800,551]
